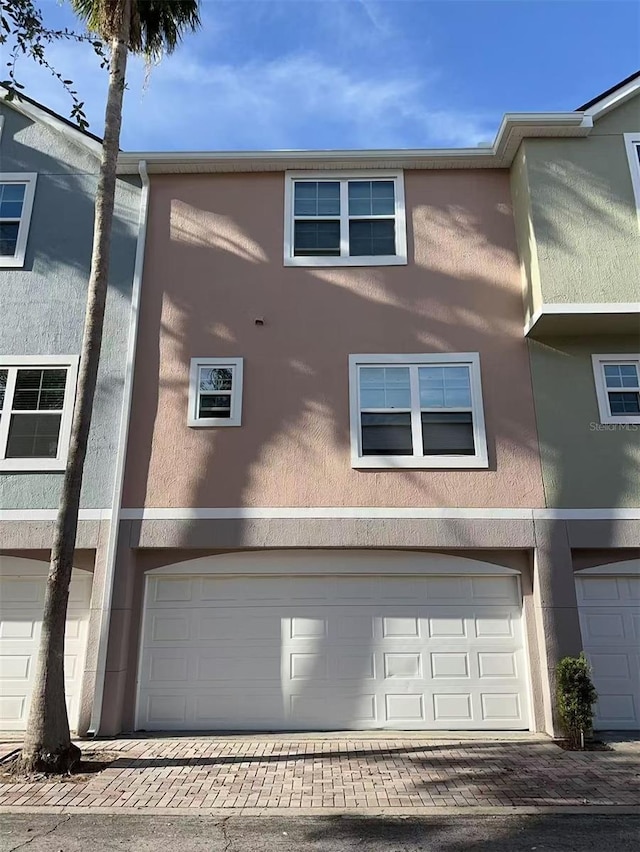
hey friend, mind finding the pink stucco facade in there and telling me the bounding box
[122,169,545,510]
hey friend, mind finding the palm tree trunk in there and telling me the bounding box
[17,0,132,775]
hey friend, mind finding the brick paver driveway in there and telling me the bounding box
[1,735,639,812]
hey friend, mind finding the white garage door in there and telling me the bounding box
[0,557,91,731]
[136,553,531,731]
[577,568,640,730]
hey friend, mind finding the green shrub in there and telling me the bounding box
[556,653,598,749]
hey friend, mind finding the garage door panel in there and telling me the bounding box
[577,571,640,730]
[137,570,529,732]
[0,565,90,731]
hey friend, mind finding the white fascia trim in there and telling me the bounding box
[89,161,150,737]
[117,114,591,174]
[0,509,110,521]
[525,303,640,335]
[584,77,640,119]
[118,507,640,521]
[1,88,102,157]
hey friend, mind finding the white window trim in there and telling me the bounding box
[591,353,640,424]
[348,353,489,469]
[188,357,244,427]
[0,172,37,268]
[624,133,640,233]
[0,354,79,471]
[284,170,407,268]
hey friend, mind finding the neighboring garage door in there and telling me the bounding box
[0,557,91,731]
[576,565,640,730]
[136,552,531,731]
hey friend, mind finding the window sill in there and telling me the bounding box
[284,255,407,268]
[0,257,26,268]
[352,453,489,470]
[188,418,242,428]
[0,458,68,472]
[595,416,640,425]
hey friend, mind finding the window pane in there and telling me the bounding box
[348,180,395,216]
[419,365,471,408]
[12,369,66,411]
[294,181,340,216]
[603,365,623,388]
[6,413,62,458]
[294,220,340,256]
[199,367,232,392]
[361,412,412,455]
[199,395,231,418]
[602,364,638,389]
[0,183,26,204]
[0,221,19,256]
[608,391,640,415]
[349,219,395,256]
[359,366,410,409]
[0,369,6,409]
[421,412,475,455]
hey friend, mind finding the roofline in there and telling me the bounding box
[577,69,640,111]
[117,112,592,175]
[578,71,640,119]
[1,88,103,156]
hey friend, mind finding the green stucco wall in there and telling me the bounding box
[529,335,640,507]
[512,91,640,309]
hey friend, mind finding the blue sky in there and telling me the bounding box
[11,0,640,151]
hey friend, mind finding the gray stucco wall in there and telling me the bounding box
[529,335,640,508]
[512,92,640,309]
[0,103,140,509]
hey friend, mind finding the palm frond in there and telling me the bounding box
[70,0,201,58]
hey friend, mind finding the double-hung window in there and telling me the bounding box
[188,357,244,427]
[624,133,640,231]
[0,173,37,267]
[284,171,407,267]
[592,354,640,424]
[349,353,488,468]
[0,356,79,471]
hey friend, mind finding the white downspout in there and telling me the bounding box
[88,160,149,735]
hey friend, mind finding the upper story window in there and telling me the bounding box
[0,173,37,268]
[188,357,244,427]
[348,353,488,469]
[284,171,407,267]
[0,356,79,471]
[624,133,640,231]
[592,354,640,424]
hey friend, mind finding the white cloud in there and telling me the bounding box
[9,39,496,151]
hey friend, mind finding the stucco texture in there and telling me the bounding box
[515,92,640,310]
[122,169,545,510]
[0,104,140,509]
[529,335,640,508]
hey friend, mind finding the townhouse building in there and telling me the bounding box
[0,95,142,733]
[511,73,640,731]
[1,74,638,739]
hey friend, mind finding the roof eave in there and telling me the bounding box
[116,113,592,175]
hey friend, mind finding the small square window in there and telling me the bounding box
[0,357,79,471]
[592,355,640,424]
[0,174,37,267]
[284,171,407,267]
[349,354,488,469]
[188,358,244,427]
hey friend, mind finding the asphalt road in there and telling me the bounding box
[1,814,639,851]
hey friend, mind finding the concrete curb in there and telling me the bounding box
[1,805,638,816]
